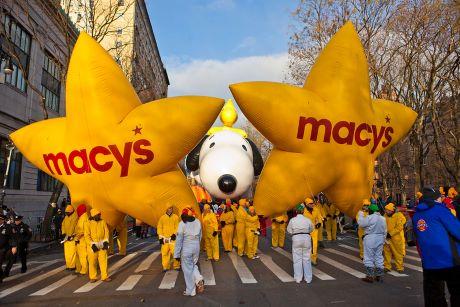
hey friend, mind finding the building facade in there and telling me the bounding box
[0,0,77,226]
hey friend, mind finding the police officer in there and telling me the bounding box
[0,214,17,282]
[10,215,32,273]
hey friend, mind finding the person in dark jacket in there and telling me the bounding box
[9,215,32,273]
[412,186,460,307]
[0,214,17,282]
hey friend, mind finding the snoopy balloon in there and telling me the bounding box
[186,100,263,200]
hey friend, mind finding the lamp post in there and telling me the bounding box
[0,140,16,207]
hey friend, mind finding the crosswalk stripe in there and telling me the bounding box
[257,250,295,282]
[272,247,335,281]
[134,251,161,273]
[158,270,179,289]
[0,265,65,299]
[30,274,77,296]
[393,261,422,272]
[404,254,421,262]
[228,251,257,284]
[116,274,143,291]
[318,254,366,279]
[199,256,216,286]
[324,249,408,277]
[339,243,421,264]
[406,249,419,256]
[74,253,138,293]
[4,260,61,283]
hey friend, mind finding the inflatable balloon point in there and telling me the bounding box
[229,21,417,217]
[10,32,224,227]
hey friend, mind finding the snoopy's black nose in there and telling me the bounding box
[218,174,237,194]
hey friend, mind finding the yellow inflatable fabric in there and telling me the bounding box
[10,33,224,227]
[229,22,417,217]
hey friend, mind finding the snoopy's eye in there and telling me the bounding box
[210,142,215,148]
[242,144,247,151]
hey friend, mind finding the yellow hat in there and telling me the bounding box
[416,192,423,199]
[239,199,247,206]
[248,206,255,214]
[204,204,211,211]
[305,198,314,205]
[65,205,74,213]
[362,199,370,205]
[439,186,446,195]
[90,208,101,217]
[448,187,458,198]
[385,203,395,211]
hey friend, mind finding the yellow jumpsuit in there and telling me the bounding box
[85,218,110,281]
[75,212,89,275]
[245,214,260,259]
[202,212,220,260]
[384,212,406,271]
[325,204,340,240]
[356,211,368,259]
[108,216,128,256]
[304,207,322,264]
[157,213,180,270]
[231,204,238,248]
[236,206,248,256]
[61,212,78,269]
[317,204,326,242]
[220,210,236,252]
[271,213,288,248]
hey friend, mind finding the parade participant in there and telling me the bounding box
[228,199,238,249]
[287,204,314,283]
[53,207,64,242]
[383,203,406,273]
[236,198,248,256]
[443,187,458,216]
[220,204,235,253]
[174,207,204,297]
[157,205,180,271]
[61,205,78,271]
[325,202,340,241]
[0,214,16,282]
[413,186,460,306]
[202,204,219,261]
[357,199,370,259]
[303,198,322,265]
[10,215,32,274]
[85,208,111,282]
[245,206,260,259]
[357,203,387,283]
[317,200,326,248]
[108,216,128,256]
[74,204,89,276]
[271,212,288,248]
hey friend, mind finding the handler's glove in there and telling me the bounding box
[212,231,218,237]
[271,219,276,223]
[279,221,285,224]
[159,238,164,245]
[315,223,321,229]
[91,244,99,252]
[220,221,226,227]
[171,234,176,241]
[102,241,109,250]
[386,233,391,239]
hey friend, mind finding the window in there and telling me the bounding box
[0,137,22,190]
[77,13,82,22]
[116,28,123,35]
[41,53,61,112]
[115,41,122,49]
[37,170,58,192]
[118,0,125,6]
[2,14,31,92]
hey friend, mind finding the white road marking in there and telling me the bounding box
[339,243,421,263]
[257,250,295,282]
[324,248,408,277]
[199,255,216,286]
[134,251,161,273]
[0,265,65,298]
[318,254,366,279]
[74,253,138,293]
[228,251,257,284]
[116,274,143,291]
[158,270,179,289]
[4,260,61,282]
[392,261,423,272]
[30,274,77,296]
[272,247,335,281]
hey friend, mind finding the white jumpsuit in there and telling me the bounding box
[287,214,314,283]
[173,219,203,296]
[357,211,387,276]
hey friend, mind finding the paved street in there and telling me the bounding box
[0,233,424,306]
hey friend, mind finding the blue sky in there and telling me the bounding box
[146,0,298,111]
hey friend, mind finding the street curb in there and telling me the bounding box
[29,241,59,254]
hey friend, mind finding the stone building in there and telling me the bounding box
[0,0,77,226]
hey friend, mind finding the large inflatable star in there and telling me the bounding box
[230,22,417,217]
[10,33,224,226]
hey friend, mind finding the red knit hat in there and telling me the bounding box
[76,204,87,217]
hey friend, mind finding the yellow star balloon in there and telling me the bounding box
[10,33,224,226]
[230,22,417,217]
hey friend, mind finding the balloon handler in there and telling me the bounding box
[245,206,260,260]
[74,204,89,276]
[61,205,78,271]
[271,212,288,248]
[85,208,111,282]
[357,202,387,283]
[383,203,406,273]
[157,205,180,271]
[108,216,128,256]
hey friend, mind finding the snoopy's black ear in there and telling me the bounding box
[247,139,264,176]
[186,135,208,172]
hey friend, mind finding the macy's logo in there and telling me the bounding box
[42,139,154,177]
[296,117,393,154]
